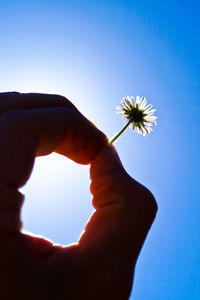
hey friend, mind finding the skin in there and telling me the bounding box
[0,92,157,300]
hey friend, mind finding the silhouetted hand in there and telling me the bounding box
[0,92,157,300]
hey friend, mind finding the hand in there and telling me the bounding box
[0,92,157,300]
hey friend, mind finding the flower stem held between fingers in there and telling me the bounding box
[109,117,133,144]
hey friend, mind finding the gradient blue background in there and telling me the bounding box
[0,1,199,299]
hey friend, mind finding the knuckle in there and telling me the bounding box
[0,110,26,132]
[0,186,24,212]
[90,168,158,222]
[131,185,158,221]
[0,211,22,235]
[0,109,20,121]
[90,172,127,195]
[142,187,158,217]
[120,175,158,220]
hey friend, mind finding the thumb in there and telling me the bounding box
[90,145,134,209]
[78,146,138,299]
[90,144,124,179]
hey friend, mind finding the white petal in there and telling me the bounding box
[121,98,126,104]
[147,121,157,126]
[143,126,149,135]
[147,126,153,132]
[136,96,140,104]
[122,99,130,109]
[145,127,150,134]
[140,97,147,109]
[144,104,152,111]
[145,116,157,121]
[138,97,144,109]
[142,128,147,136]
[125,99,131,108]
[146,109,156,115]
[121,101,128,109]
[131,123,135,130]
[140,127,145,135]
[136,126,143,135]
[116,111,125,115]
[130,96,135,106]
[120,102,125,109]
[148,126,153,133]
[146,118,157,123]
[148,120,157,125]
[138,97,143,107]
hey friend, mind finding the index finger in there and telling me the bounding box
[0,92,78,113]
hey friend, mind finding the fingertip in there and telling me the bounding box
[90,144,124,180]
[55,111,108,165]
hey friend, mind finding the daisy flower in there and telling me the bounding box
[109,96,157,144]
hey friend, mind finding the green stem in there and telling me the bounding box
[109,118,133,144]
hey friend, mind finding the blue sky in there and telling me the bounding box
[0,0,200,299]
